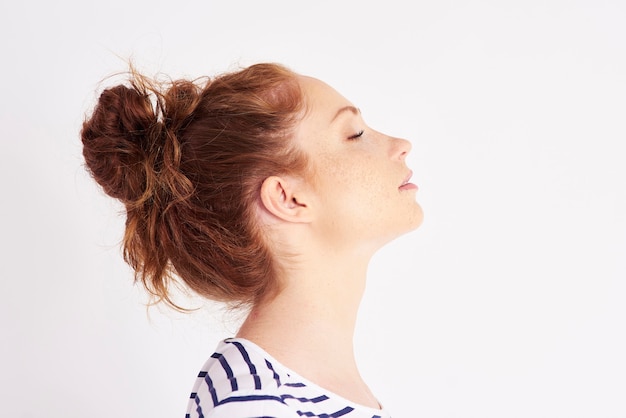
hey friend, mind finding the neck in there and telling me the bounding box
[236,250,379,407]
[238,251,368,354]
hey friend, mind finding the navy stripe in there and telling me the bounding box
[194,395,205,418]
[231,340,262,390]
[265,359,282,387]
[219,394,285,405]
[202,370,219,406]
[213,353,238,391]
[331,406,355,417]
[282,393,329,404]
[189,392,197,399]
[285,382,306,388]
[296,406,354,418]
[307,395,328,403]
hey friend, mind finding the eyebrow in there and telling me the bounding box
[331,106,360,123]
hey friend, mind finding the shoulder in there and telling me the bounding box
[185,339,392,418]
[201,339,285,393]
[185,339,300,418]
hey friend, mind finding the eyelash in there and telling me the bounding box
[348,130,364,140]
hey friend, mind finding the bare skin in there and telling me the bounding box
[237,75,423,410]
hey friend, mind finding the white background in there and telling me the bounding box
[1,1,625,417]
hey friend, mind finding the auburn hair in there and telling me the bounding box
[81,63,308,310]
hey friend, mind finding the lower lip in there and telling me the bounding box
[399,183,419,191]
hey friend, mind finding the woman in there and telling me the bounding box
[81,62,423,417]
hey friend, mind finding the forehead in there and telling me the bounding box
[297,75,354,123]
[292,76,358,163]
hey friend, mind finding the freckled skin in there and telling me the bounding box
[294,76,423,255]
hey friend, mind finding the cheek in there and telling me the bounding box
[325,161,392,213]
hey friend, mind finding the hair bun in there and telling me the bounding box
[81,63,306,309]
[81,84,161,205]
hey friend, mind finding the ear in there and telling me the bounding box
[259,175,313,223]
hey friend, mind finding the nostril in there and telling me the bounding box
[395,137,412,159]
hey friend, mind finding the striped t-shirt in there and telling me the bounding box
[185,338,391,418]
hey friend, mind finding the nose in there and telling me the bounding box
[391,136,412,160]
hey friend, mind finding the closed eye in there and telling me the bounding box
[348,130,364,140]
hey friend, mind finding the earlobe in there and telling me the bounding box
[259,176,313,223]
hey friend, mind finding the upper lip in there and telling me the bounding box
[400,170,413,187]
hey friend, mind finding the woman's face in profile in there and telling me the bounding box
[293,75,423,251]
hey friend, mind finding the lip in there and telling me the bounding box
[399,170,418,191]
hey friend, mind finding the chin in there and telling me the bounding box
[406,203,424,231]
[378,214,424,249]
